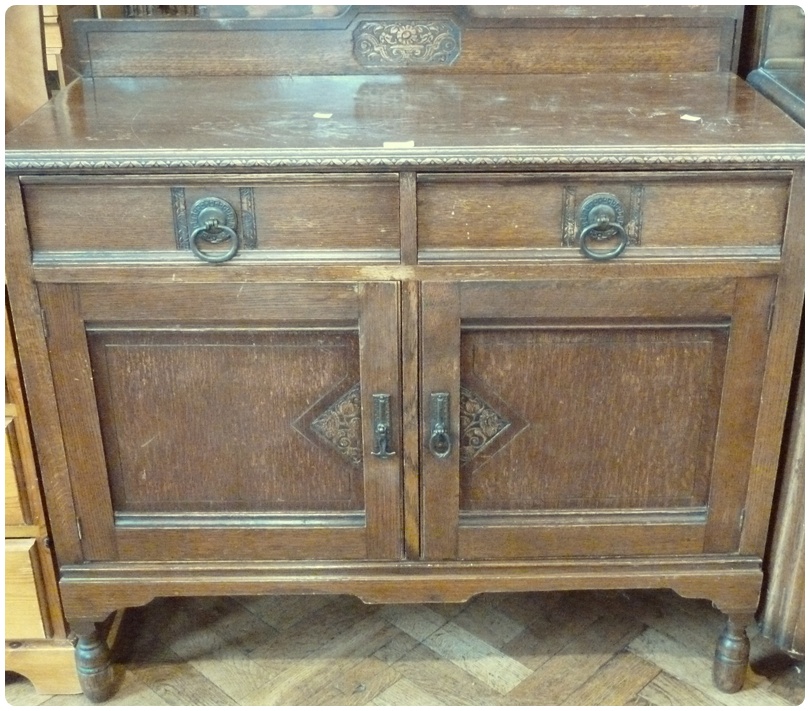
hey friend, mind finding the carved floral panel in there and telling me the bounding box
[459,386,513,465]
[305,383,363,467]
[353,20,461,67]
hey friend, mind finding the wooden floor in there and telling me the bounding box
[6,589,803,706]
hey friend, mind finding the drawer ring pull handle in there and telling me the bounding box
[579,199,628,262]
[578,196,629,261]
[428,392,452,459]
[579,221,628,261]
[190,221,239,264]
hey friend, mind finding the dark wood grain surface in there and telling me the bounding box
[67,7,744,79]
[418,172,790,255]
[23,175,400,256]
[6,73,803,171]
[458,327,726,511]
[89,330,364,512]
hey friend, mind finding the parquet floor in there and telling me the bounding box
[6,589,804,706]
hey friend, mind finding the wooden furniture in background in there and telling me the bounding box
[4,6,82,695]
[41,6,65,87]
[4,6,804,701]
[4,6,49,131]
[6,303,81,694]
[744,5,804,126]
[42,6,99,89]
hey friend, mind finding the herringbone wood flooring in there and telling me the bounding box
[6,589,803,705]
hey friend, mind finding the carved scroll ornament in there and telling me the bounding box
[308,384,363,467]
[353,20,461,67]
[459,387,511,464]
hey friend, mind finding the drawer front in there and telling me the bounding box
[23,175,400,263]
[417,172,790,260]
[5,539,46,640]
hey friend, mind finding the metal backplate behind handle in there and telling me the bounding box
[578,192,629,261]
[371,394,396,458]
[188,196,240,263]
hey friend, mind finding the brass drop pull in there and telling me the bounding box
[371,394,396,459]
[428,392,452,459]
[578,194,629,261]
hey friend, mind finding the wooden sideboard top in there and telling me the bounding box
[5,72,804,173]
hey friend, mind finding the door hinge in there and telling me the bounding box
[40,309,49,340]
[76,518,83,541]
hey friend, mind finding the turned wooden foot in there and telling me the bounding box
[74,627,115,703]
[713,615,751,693]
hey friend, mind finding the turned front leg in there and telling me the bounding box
[72,622,115,702]
[713,613,752,693]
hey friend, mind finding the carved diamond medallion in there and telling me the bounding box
[308,383,362,466]
[353,20,461,67]
[460,387,511,464]
[294,383,363,467]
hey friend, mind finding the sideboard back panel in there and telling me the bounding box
[72,6,743,78]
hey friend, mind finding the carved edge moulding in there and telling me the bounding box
[7,147,802,173]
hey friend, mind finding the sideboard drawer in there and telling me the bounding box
[417,172,790,259]
[23,175,400,263]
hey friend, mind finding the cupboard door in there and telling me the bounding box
[421,278,774,560]
[39,281,402,562]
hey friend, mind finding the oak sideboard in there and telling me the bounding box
[5,7,804,701]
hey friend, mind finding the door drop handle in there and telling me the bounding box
[428,392,452,459]
[371,394,395,458]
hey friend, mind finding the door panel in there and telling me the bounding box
[421,278,775,561]
[459,327,727,511]
[89,329,364,513]
[39,281,402,562]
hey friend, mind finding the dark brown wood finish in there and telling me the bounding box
[34,279,403,563]
[56,557,765,614]
[36,284,118,561]
[740,168,805,555]
[359,281,403,560]
[417,172,790,259]
[703,277,776,553]
[69,7,743,78]
[23,175,400,260]
[419,277,777,561]
[458,328,727,511]
[400,279,421,559]
[6,74,803,174]
[90,330,365,513]
[4,178,84,566]
[4,7,804,701]
[420,282,461,561]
